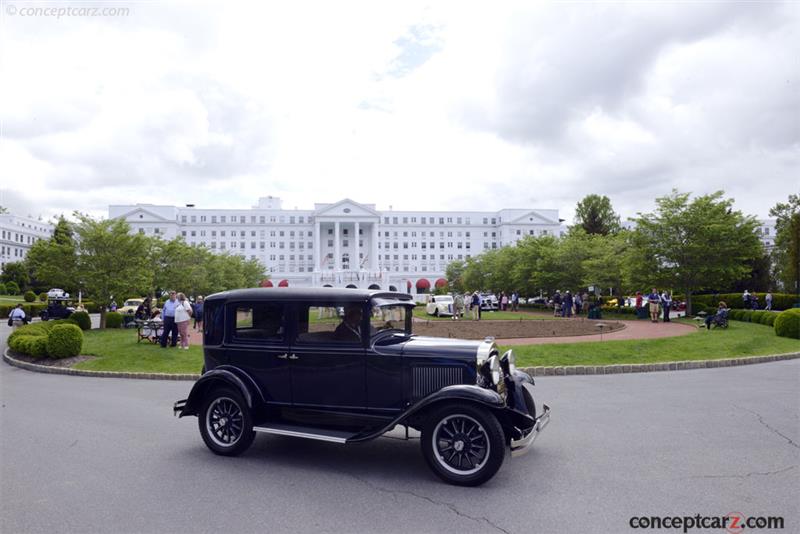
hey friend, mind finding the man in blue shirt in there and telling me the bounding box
[647,288,660,323]
[160,291,179,348]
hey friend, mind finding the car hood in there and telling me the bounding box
[400,335,497,362]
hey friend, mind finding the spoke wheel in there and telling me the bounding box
[421,404,505,486]
[198,387,255,456]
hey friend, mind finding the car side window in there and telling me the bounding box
[296,304,363,345]
[230,303,286,344]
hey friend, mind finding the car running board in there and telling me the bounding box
[253,423,357,444]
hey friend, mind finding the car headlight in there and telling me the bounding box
[486,354,501,385]
[500,349,516,376]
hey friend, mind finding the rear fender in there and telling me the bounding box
[177,367,263,418]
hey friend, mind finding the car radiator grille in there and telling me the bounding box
[412,366,466,400]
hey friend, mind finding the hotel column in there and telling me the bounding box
[314,220,321,271]
[334,221,341,271]
[354,221,360,270]
[371,223,379,270]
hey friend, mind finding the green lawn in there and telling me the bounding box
[0,296,25,305]
[67,319,797,375]
[75,328,203,374]
[508,320,799,367]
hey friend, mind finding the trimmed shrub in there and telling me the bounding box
[774,309,800,340]
[105,311,123,328]
[0,282,6,294]
[761,313,777,327]
[23,290,36,302]
[750,311,767,324]
[5,281,20,295]
[70,311,92,331]
[46,324,83,359]
[38,292,48,302]
[7,322,51,357]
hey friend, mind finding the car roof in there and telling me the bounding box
[205,287,415,304]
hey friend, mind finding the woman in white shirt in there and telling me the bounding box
[174,293,193,349]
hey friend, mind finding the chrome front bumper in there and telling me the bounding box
[510,404,551,457]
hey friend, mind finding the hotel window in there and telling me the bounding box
[210,242,217,249]
[491,218,496,224]
[240,231,246,237]
[393,243,398,249]
[403,243,408,249]
[211,231,217,237]
[466,243,471,249]
[447,217,452,223]
[308,241,313,249]
[290,217,295,224]
[279,242,285,249]
[447,242,453,248]
[200,216,207,222]
[439,217,444,224]
[251,231,256,237]
[516,229,521,235]
[492,242,497,249]
[384,217,390,224]
[328,228,333,235]
[191,231,196,237]
[457,217,462,224]
[270,216,276,223]
[221,216,226,223]
[328,240,334,247]
[260,216,265,224]
[483,218,488,224]
[221,230,226,237]
[299,216,304,224]
[403,231,408,237]
[439,242,445,249]
[421,217,427,224]
[279,231,285,237]
[211,216,217,223]
[240,241,245,249]
[181,215,187,223]
[290,231,295,237]
[260,242,265,249]
[403,217,408,224]
[392,217,398,224]
[191,216,196,223]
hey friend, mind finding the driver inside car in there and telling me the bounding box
[334,305,363,342]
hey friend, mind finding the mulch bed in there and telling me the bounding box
[412,318,625,339]
[8,352,95,368]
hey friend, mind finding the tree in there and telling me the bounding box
[582,231,630,297]
[25,217,79,293]
[0,261,30,290]
[445,260,466,293]
[573,194,621,235]
[72,213,151,328]
[769,194,800,295]
[629,190,761,314]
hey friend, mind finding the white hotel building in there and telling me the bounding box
[109,197,565,295]
[0,213,54,272]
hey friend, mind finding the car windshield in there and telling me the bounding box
[124,300,141,307]
[436,296,453,302]
[369,301,413,338]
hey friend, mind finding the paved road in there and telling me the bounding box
[1,323,798,534]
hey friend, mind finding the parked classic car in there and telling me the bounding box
[425,294,454,317]
[39,297,75,321]
[174,288,550,486]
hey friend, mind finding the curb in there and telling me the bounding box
[520,352,800,376]
[4,347,799,381]
[3,348,200,380]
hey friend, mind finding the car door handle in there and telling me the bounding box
[277,354,288,359]
[288,354,299,360]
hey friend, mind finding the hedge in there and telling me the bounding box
[774,309,800,340]
[38,292,48,302]
[691,293,797,311]
[70,311,92,330]
[760,313,777,327]
[46,324,84,359]
[0,303,47,319]
[105,311,123,328]
[23,291,36,302]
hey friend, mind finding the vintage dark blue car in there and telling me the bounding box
[174,288,550,486]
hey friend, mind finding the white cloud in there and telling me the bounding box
[0,0,797,225]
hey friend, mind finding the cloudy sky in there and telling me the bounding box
[0,0,797,224]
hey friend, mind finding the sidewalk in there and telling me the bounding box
[497,319,696,345]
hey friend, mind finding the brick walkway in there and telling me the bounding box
[497,319,697,345]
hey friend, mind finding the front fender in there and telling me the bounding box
[348,385,505,442]
[175,367,263,418]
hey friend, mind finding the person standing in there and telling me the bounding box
[500,293,509,312]
[193,296,204,331]
[471,292,481,320]
[660,290,672,322]
[765,292,773,311]
[160,291,179,348]
[574,293,582,315]
[647,288,660,323]
[563,291,573,318]
[552,290,562,317]
[174,292,193,350]
[9,304,26,329]
[511,291,519,312]
[742,290,751,309]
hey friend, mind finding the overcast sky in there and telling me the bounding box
[1,1,797,225]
